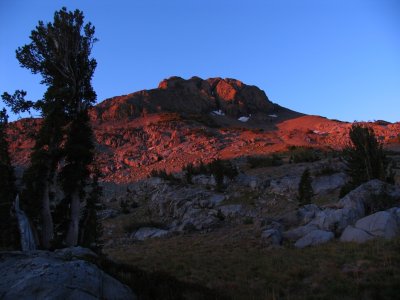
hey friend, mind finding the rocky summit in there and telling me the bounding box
[90,76,276,121]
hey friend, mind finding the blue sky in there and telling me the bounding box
[1,0,399,122]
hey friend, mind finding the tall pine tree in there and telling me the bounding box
[2,7,97,249]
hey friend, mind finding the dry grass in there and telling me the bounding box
[105,225,400,300]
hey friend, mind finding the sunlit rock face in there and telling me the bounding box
[6,77,400,184]
[90,76,274,121]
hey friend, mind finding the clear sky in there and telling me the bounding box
[1,0,399,122]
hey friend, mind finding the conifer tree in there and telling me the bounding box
[298,168,313,206]
[341,124,390,196]
[79,168,103,253]
[2,7,97,248]
[344,124,387,185]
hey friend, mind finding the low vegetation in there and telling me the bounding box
[183,159,238,190]
[247,154,283,168]
[149,169,180,184]
[98,255,226,300]
[288,146,321,163]
[106,228,400,300]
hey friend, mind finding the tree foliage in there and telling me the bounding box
[15,8,97,115]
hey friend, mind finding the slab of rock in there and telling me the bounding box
[339,179,400,217]
[283,223,319,241]
[387,207,400,224]
[178,208,220,232]
[312,172,348,194]
[219,204,244,218]
[261,229,282,246]
[308,180,400,235]
[98,208,119,220]
[269,176,300,196]
[310,207,361,234]
[132,227,170,241]
[294,230,334,248]
[0,250,136,300]
[54,246,98,261]
[298,204,321,225]
[355,211,399,239]
[340,225,374,243]
[209,194,225,206]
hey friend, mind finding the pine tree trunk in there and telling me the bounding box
[14,196,37,251]
[41,180,54,249]
[66,190,80,246]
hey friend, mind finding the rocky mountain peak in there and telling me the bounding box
[90,76,274,122]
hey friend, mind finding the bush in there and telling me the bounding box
[289,146,320,163]
[365,193,399,215]
[216,209,225,221]
[183,163,194,184]
[243,217,254,225]
[314,165,337,176]
[150,169,180,184]
[183,159,238,190]
[247,154,283,168]
[119,199,130,214]
[123,221,168,233]
[339,182,355,198]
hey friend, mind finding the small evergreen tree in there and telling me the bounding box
[209,159,225,191]
[298,168,313,206]
[341,124,390,196]
[183,163,194,184]
[79,169,103,253]
[0,109,19,249]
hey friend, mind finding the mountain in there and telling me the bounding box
[90,76,278,121]
[6,76,400,182]
[4,77,400,299]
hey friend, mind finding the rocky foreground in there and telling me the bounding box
[102,163,400,298]
[0,247,135,300]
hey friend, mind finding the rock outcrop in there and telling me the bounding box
[282,180,400,247]
[90,76,275,121]
[340,211,399,243]
[131,227,170,241]
[294,230,334,248]
[0,248,136,300]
